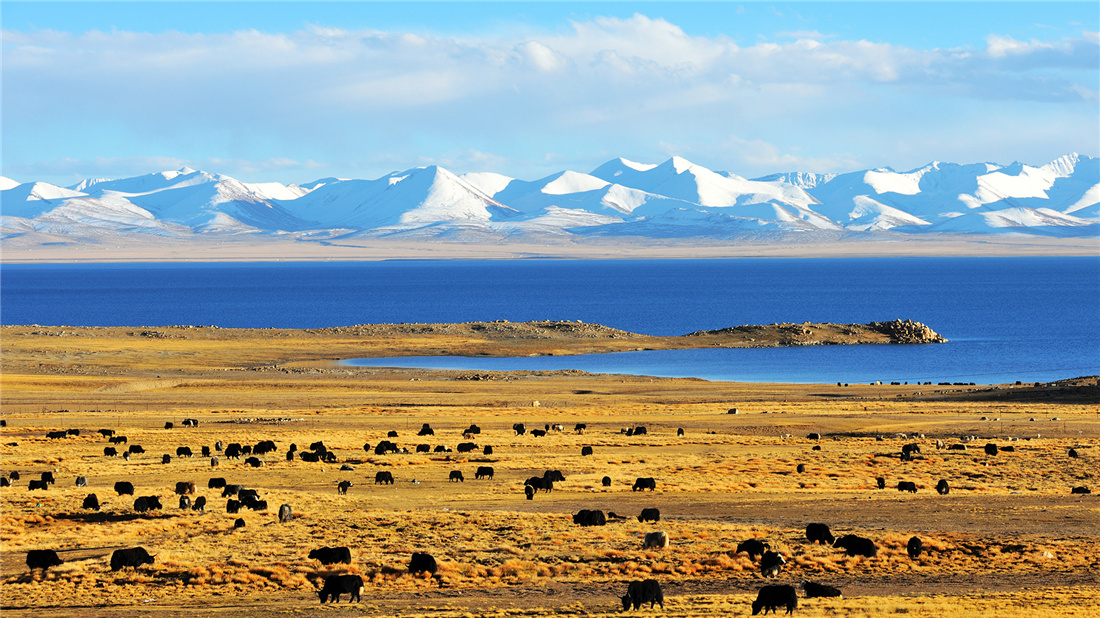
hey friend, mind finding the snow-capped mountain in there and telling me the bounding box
[2,154,1096,246]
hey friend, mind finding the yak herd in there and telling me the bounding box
[5,418,1092,613]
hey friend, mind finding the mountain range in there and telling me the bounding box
[2,154,1097,247]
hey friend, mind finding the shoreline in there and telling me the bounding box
[2,235,1097,263]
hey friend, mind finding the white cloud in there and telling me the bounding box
[3,15,1096,185]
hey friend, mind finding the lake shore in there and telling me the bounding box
[2,234,1097,263]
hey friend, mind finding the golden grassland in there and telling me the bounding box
[1,327,1098,617]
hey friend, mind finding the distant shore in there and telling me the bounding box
[2,235,1097,263]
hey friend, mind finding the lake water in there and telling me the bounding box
[2,257,1097,384]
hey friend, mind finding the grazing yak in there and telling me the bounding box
[409,552,438,575]
[806,523,835,545]
[98,428,115,437]
[26,549,63,573]
[1068,448,1079,458]
[573,509,607,527]
[104,447,118,457]
[632,477,656,492]
[834,534,877,558]
[802,581,842,598]
[234,518,246,529]
[897,481,918,493]
[483,445,493,455]
[524,476,553,493]
[621,579,664,611]
[253,440,276,455]
[417,424,435,436]
[796,464,806,473]
[902,443,921,457]
[524,485,535,500]
[643,531,669,549]
[449,470,464,482]
[575,423,587,433]
[82,493,100,510]
[318,574,363,603]
[456,442,478,453]
[128,445,145,454]
[387,430,399,438]
[110,547,155,571]
[581,446,594,456]
[375,471,395,485]
[807,432,820,440]
[638,508,660,523]
[337,480,352,495]
[192,496,207,512]
[760,551,786,577]
[309,546,352,565]
[41,472,55,485]
[752,584,797,615]
[907,536,923,559]
[75,476,87,487]
[602,476,612,487]
[0,478,8,488]
[984,443,999,456]
[416,444,431,453]
[876,477,886,490]
[736,539,770,560]
[374,441,399,455]
[1071,486,1091,494]
[530,429,546,437]
[936,479,951,495]
[221,484,243,497]
[513,423,526,435]
[201,446,211,457]
[133,496,163,512]
[176,446,193,458]
[110,435,128,444]
[208,477,227,489]
[179,496,191,509]
[175,481,195,495]
[28,480,49,491]
[475,466,494,480]
[245,456,263,468]
[677,428,685,436]
[226,499,242,514]
[278,504,292,522]
[162,454,172,465]
[114,481,135,496]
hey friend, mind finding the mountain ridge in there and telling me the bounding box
[3,154,1097,247]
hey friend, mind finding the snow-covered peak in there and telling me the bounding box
[0,176,22,191]
[1042,153,1081,178]
[460,172,515,198]
[863,165,936,196]
[540,170,610,195]
[2,180,87,202]
[68,178,113,192]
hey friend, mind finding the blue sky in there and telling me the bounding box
[3,2,1098,186]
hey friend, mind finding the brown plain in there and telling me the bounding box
[1,323,1098,617]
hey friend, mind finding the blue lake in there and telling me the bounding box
[2,257,1097,384]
